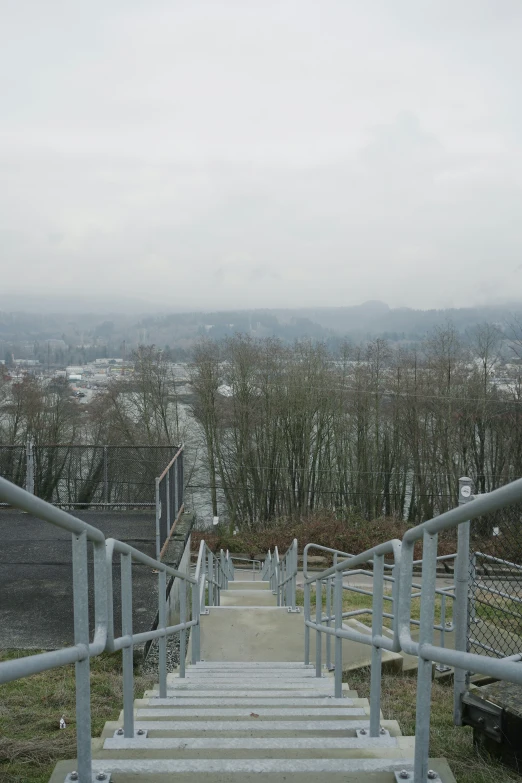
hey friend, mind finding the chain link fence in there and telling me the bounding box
[0,445,26,488]
[0,443,179,508]
[468,499,522,659]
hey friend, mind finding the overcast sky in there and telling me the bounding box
[2,1,522,312]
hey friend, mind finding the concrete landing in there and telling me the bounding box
[220,590,276,606]
[228,581,271,591]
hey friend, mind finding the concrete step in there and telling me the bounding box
[227,581,271,591]
[100,718,403,739]
[109,718,394,734]
[97,735,415,760]
[190,662,314,669]
[166,679,333,690]
[53,759,456,782]
[145,688,360,700]
[169,671,333,680]
[55,756,453,776]
[131,707,369,719]
[139,698,362,707]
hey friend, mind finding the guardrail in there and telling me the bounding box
[155,445,184,559]
[0,474,204,783]
[304,476,522,783]
[263,539,298,611]
[227,555,262,580]
[190,541,234,663]
[303,545,457,674]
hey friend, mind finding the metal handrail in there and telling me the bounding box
[0,474,201,783]
[303,537,401,741]
[155,444,184,559]
[263,539,298,610]
[395,477,522,782]
[228,555,262,580]
[191,540,234,666]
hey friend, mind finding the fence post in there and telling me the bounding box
[25,438,34,495]
[155,477,161,560]
[103,445,109,506]
[453,476,473,726]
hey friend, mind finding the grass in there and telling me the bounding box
[296,584,454,630]
[0,650,155,783]
[347,667,522,783]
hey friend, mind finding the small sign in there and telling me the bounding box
[461,485,472,498]
[493,527,500,537]
[213,516,219,526]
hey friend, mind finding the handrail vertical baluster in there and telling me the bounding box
[121,552,134,737]
[72,531,93,782]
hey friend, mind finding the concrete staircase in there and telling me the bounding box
[50,580,455,782]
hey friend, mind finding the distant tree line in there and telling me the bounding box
[0,347,184,503]
[190,325,522,528]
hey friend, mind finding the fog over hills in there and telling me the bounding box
[2,298,522,367]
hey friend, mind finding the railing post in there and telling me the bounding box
[178,449,184,513]
[121,552,134,737]
[166,472,171,542]
[369,553,384,737]
[155,477,161,560]
[304,580,310,665]
[440,594,447,649]
[413,530,438,783]
[334,567,343,698]
[315,579,322,677]
[453,476,473,725]
[179,578,187,678]
[326,575,332,670]
[72,531,93,782]
[158,569,167,698]
[192,582,200,664]
[208,551,213,606]
[25,438,34,495]
[469,552,477,625]
[201,554,207,612]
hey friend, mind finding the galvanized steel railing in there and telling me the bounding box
[0,474,216,783]
[304,476,522,783]
[263,539,298,611]
[155,445,184,558]
[303,539,402,739]
[228,555,262,579]
[0,477,109,782]
[303,544,457,675]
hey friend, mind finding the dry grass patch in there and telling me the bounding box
[0,649,155,783]
[347,668,521,783]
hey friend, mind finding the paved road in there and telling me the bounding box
[0,510,158,650]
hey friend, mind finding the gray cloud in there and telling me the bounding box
[1,1,522,311]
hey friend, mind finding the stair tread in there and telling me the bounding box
[133,708,368,718]
[140,698,362,707]
[102,737,410,750]
[52,758,456,782]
